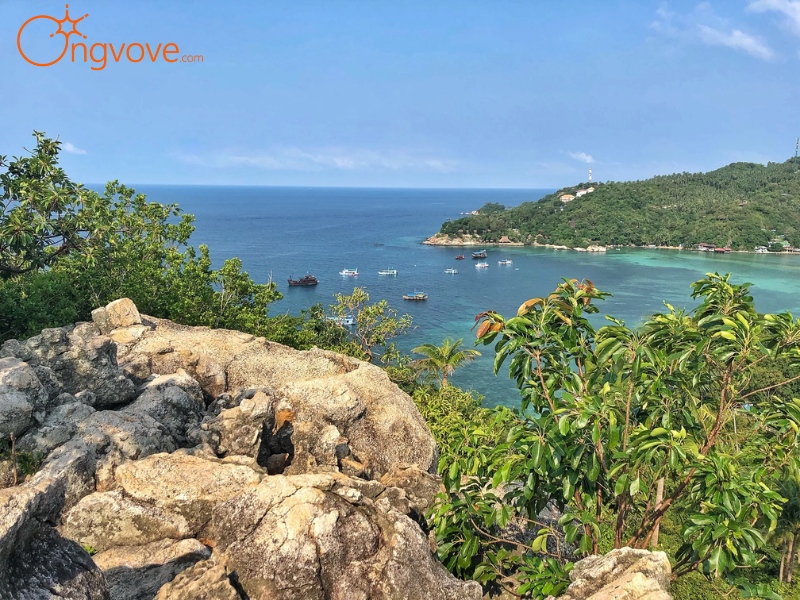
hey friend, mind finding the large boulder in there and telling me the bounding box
[212,472,483,600]
[0,480,107,599]
[2,523,108,600]
[0,357,49,438]
[61,490,192,553]
[154,555,242,600]
[118,317,437,477]
[122,371,205,445]
[547,547,672,600]
[0,324,136,409]
[114,453,262,534]
[93,538,210,600]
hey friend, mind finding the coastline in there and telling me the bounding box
[422,234,800,256]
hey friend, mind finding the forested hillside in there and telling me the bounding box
[438,159,800,250]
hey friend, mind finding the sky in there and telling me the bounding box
[2,0,800,188]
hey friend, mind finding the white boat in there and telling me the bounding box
[378,268,398,276]
[339,268,359,276]
[498,259,513,265]
[327,315,356,326]
[474,262,489,269]
[444,268,458,274]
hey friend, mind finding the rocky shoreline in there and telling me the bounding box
[423,233,800,255]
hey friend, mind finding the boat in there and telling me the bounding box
[474,262,489,269]
[444,268,458,274]
[472,250,487,259]
[287,274,319,286]
[378,268,398,276]
[339,268,359,276]
[403,292,428,301]
[498,259,513,265]
[327,315,356,326]
[455,255,465,260]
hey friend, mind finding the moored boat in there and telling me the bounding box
[444,268,458,274]
[498,259,513,265]
[339,268,359,276]
[288,274,319,286]
[403,291,428,301]
[474,262,489,269]
[455,255,465,260]
[378,268,398,275]
[327,315,356,326]
[472,250,487,259]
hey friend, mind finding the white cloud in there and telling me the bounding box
[175,147,457,173]
[697,24,775,59]
[62,141,87,155]
[568,151,595,164]
[749,0,800,34]
[650,4,776,60]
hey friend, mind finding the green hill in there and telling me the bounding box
[436,159,800,250]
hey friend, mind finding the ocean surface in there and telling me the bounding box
[132,185,800,407]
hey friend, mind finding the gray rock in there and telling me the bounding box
[123,371,205,445]
[547,547,672,600]
[154,555,242,600]
[92,298,142,334]
[0,357,48,438]
[3,523,108,600]
[114,453,262,535]
[93,538,209,600]
[61,490,192,553]
[213,472,482,600]
[28,439,98,514]
[78,410,177,460]
[17,402,96,456]
[0,325,135,408]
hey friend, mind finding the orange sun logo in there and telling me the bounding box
[17,4,89,67]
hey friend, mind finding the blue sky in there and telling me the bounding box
[3,0,800,187]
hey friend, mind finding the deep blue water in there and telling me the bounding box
[131,185,800,407]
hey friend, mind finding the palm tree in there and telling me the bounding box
[411,338,480,386]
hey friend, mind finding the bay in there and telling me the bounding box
[132,185,800,407]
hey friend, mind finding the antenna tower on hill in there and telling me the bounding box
[588,167,593,183]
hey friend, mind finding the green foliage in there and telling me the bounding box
[81,544,98,556]
[0,438,44,482]
[330,287,412,363]
[411,338,481,386]
[478,202,506,215]
[428,274,800,598]
[439,160,800,249]
[0,132,98,277]
[0,134,282,341]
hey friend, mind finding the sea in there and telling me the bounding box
[132,185,800,408]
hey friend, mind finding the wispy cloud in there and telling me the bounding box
[748,0,800,34]
[568,151,594,164]
[174,147,458,173]
[650,3,776,60]
[62,141,87,155]
[697,24,775,59]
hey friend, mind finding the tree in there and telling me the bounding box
[330,287,412,363]
[431,274,800,599]
[412,338,480,386]
[0,132,101,277]
[0,133,282,341]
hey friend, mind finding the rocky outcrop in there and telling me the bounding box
[212,471,482,600]
[547,547,672,600]
[0,298,471,599]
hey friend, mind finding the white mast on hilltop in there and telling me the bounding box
[588,167,593,183]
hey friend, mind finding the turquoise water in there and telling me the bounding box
[132,185,800,407]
